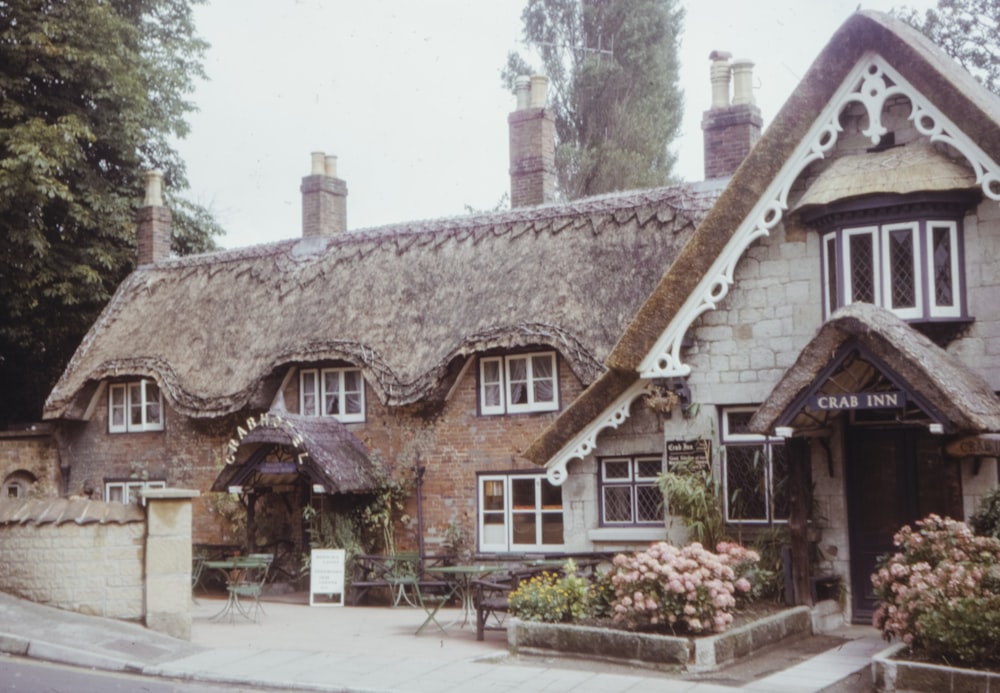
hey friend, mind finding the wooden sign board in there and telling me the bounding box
[666,439,711,469]
[809,391,904,411]
[946,434,1000,458]
[309,549,346,607]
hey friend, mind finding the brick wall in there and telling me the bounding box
[0,425,62,497]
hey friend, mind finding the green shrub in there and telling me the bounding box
[508,560,592,623]
[970,486,1000,541]
[918,595,1000,669]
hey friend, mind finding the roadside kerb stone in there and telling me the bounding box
[872,642,1000,692]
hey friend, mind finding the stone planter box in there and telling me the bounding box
[508,605,812,672]
[873,642,1000,692]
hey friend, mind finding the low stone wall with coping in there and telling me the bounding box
[508,605,812,672]
[0,489,198,640]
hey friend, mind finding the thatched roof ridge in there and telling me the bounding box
[525,10,1000,465]
[749,303,1000,435]
[45,180,722,420]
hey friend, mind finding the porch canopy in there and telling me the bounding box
[211,412,377,495]
[749,303,1000,439]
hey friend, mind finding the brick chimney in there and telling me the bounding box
[301,152,347,237]
[509,75,555,208]
[136,170,172,265]
[702,52,762,180]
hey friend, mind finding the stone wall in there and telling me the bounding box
[0,425,62,498]
[0,491,198,639]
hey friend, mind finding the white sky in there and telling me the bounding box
[177,0,937,250]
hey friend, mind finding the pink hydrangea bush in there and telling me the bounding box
[609,541,759,634]
[872,514,1000,667]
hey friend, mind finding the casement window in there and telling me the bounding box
[3,471,36,499]
[721,407,789,524]
[478,473,564,552]
[300,367,365,423]
[108,380,164,433]
[105,479,166,505]
[599,456,663,526]
[820,218,965,321]
[479,351,558,415]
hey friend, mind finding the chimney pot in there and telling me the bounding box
[732,59,755,105]
[143,170,164,207]
[310,151,326,175]
[529,75,548,109]
[515,75,531,110]
[709,51,732,109]
[325,155,338,178]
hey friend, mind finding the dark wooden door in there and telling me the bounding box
[846,427,962,623]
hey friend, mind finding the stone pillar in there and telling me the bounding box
[508,74,556,208]
[301,152,348,237]
[143,488,199,640]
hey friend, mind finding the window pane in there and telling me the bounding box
[145,382,162,425]
[636,485,662,523]
[603,460,630,480]
[726,445,767,521]
[511,478,536,509]
[603,486,632,522]
[932,225,954,307]
[849,233,875,303]
[301,371,317,416]
[531,354,555,403]
[482,517,506,545]
[129,383,143,426]
[888,227,916,309]
[512,512,536,544]
[107,484,124,503]
[324,371,340,415]
[770,445,791,520]
[636,458,662,479]
[343,370,363,414]
[540,513,563,544]
[507,357,528,405]
[483,480,505,511]
[110,386,126,428]
[539,479,561,509]
[726,410,755,435]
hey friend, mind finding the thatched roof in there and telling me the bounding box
[0,498,144,526]
[525,10,1000,465]
[749,303,1000,436]
[45,182,722,420]
[211,414,377,494]
[795,140,977,211]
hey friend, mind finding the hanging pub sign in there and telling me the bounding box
[666,438,711,469]
[809,391,905,411]
[946,434,1000,458]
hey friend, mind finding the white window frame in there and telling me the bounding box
[478,351,558,416]
[721,407,788,525]
[823,220,964,321]
[299,367,365,423]
[926,221,961,318]
[599,456,663,526]
[478,473,564,552]
[108,380,164,433]
[881,222,923,320]
[105,479,166,505]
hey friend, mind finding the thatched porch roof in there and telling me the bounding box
[45,182,722,420]
[211,414,376,494]
[525,10,1000,465]
[748,303,1000,436]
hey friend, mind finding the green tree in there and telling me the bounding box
[503,0,684,199]
[0,0,222,425]
[895,0,1000,94]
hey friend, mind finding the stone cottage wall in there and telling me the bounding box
[0,425,62,498]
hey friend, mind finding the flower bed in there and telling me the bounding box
[872,642,1000,692]
[507,605,811,672]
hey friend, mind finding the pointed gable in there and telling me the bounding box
[526,10,1000,472]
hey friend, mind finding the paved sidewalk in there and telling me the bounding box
[0,591,883,692]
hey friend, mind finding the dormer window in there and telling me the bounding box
[805,192,976,326]
[108,379,163,433]
[479,351,559,416]
[300,367,365,423]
